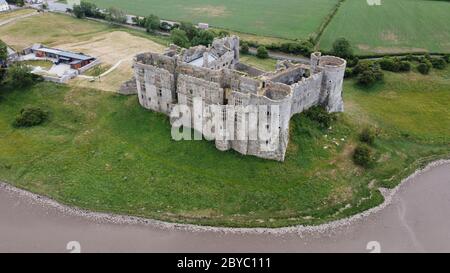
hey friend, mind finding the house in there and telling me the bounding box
[198,23,209,30]
[28,44,96,70]
[0,0,10,12]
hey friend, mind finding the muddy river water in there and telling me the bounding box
[0,163,449,253]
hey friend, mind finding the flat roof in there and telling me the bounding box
[188,54,217,67]
[35,47,94,61]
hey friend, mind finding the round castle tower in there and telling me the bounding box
[316,54,346,113]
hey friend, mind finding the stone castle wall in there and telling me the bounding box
[129,36,346,161]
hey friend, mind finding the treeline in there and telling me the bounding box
[330,37,450,86]
[6,0,25,6]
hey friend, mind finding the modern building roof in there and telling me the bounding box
[34,46,94,61]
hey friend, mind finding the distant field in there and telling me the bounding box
[0,8,35,22]
[319,0,450,54]
[88,0,339,39]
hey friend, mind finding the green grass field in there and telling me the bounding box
[88,0,339,40]
[0,67,448,227]
[319,0,450,54]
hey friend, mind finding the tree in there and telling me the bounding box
[191,30,215,46]
[240,42,249,54]
[331,38,353,59]
[171,29,190,48]
[179,22,199,41]
[105,7,126,24]
[2,63,37,88]
[0,39,7,64]
[145,14,160,33]
[72,4,85,18]
[256,46,269,59]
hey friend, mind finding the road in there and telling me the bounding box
[0,162,449,253]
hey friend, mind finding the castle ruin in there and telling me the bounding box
[128,36,346,161]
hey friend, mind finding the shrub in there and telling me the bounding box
[431,58,447,70]
[304,106,336,129]
[2,63,42,88]
[13,107,48,128]
[331,38,353,59]
[145,14,160,33]
[378,57,400,72]
[346,57,359,68]
[357,70,376,86]
[398,61,412,72]
[353,144,374,168]
[240,42,249,54]
[170,29,190,48]
[417,60,432,75]
[344,68,353,78]
[256,46,269,59]
[443,55,450,63]
[359,127,376,145]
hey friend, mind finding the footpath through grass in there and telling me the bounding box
[0,67,448,227]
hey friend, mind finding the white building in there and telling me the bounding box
[0,0,10,12]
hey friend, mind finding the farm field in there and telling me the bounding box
[319,0,450,54]
[0,67,449,227]
[88,0,340,40]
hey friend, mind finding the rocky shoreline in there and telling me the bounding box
[1,159,449,235]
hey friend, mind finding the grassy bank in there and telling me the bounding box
[0,66,448,227]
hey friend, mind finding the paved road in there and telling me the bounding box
[0,163,449,253]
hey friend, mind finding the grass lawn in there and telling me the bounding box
[22,60,54,70]
[0,67,448,227]
[319,0,450,54]
[239,54,277,72]
[0,8,35,22]
[88,0,340,40]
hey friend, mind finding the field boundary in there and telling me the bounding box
[313,0,346,47]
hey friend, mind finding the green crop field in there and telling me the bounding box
[0,67,449,227]
[88,0,339,40]
[319,0,450,54]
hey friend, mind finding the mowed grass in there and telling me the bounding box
[319,0,450,54]
[0,8,36,22]
[239,54,277,72]
[88,0,340,39]
[0,67,449,227]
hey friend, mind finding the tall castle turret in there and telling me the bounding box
[318,56,346,113]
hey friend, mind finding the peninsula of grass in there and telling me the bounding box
[0,66,448,228]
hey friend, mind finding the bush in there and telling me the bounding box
[331,38,353,59]
[256,46,269,59]
[170,29,190,48]
[2,63,42,88]
[431,58,447,70]
[417,60,432,75]
[378,57,400,72]
[346,57,359,68]
[353,144,374,168]
[145,14,160,33]
[304,106,336,129]
[13,107,48,128]
[344,68,353,78]
[240,42,249,54]
[359,127,376,145]
[398,61,412,72]
[357,70,376,86]
[443,55,450,63]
